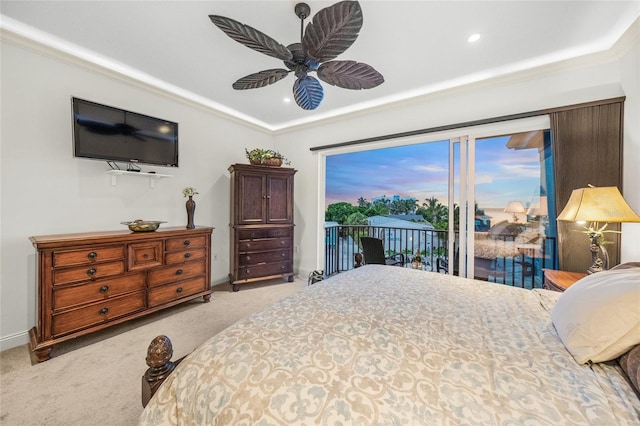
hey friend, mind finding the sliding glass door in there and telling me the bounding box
[320,116,556,287]
[451,125,557,287]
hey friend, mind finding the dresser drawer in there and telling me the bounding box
[53,260,125,286]
[166,235,206,251]
[165,247,206,264]
[237,261,292,280]
[147,277,208,307]
[237,228,292,241]
[147,260,206,287]
[53,273,145,310]
[127,241,163,271]
[239,250,291,266]
[238,238,291,252]
[52,291,145,337]
[53,245,124,267]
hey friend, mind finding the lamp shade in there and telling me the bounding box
[527,196,548,216]
[557,186,640,223]
[504,201,526,213]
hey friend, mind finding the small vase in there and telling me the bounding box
[185,196,196,229]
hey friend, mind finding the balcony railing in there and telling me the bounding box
[323,224,558,289]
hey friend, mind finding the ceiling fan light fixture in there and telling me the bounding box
[209,0,384,111]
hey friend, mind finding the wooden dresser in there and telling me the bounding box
[228,164,296,291]
[29,226,213,362]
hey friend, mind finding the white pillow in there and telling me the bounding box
[551,268,640,364]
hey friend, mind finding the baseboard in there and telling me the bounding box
[0,330,30,352]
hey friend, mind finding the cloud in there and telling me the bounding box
[412,163,448,173]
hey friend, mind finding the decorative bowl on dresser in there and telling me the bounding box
[29,226,213,362]
[228,163,296,292]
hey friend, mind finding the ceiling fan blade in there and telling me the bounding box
[293,76,324,110]
[317,60,384,89]
[302,1,363,62]
[232,69,291,90]
[209,15,292,61]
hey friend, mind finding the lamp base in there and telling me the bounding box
[586,239,609,275]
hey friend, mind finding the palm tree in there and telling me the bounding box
[419,197,448,226]
[357,197,369,208]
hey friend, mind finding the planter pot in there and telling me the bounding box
[248,158,283,167]
[262,158,283,167]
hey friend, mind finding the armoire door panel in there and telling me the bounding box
[238,174,266,224]
[267,175,293,223]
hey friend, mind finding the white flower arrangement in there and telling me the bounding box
[182,187,198,197]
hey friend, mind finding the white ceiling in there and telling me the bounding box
[2,1,639,131]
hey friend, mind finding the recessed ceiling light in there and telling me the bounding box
[283,97,291,103]
[468,33,481,43]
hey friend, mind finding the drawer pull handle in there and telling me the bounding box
[87,268,97,276]
[99,307,109,315]
[281,253,285,257]
[246,256,251,261]
[176,269,183,275]
[246,243,251,248]
[183,240,191,246]
[246,269,250,274]
[184,253,191,259]
[99,285,109,293]
[143,254,149,259]
[88,252,97,260]
[176,287,183,293]
[280,241,285,245]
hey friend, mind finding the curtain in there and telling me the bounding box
[550,100,624,272]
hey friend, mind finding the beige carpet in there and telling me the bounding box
[0,278,306,426]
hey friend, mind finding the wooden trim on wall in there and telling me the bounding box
[309,97,625,152]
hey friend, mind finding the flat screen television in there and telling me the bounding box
[72,97,179,168]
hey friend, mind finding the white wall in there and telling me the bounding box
[0,40,274,349]
[275,42,639,277]
[620,37,640,262]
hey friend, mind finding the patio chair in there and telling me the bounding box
[437,249,459,275]
[360,237,405,266]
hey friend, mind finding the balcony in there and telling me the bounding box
[323,224,558,289]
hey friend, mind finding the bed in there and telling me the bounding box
[139,264,640,425]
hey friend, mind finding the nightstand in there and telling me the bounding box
[543,269,588,292]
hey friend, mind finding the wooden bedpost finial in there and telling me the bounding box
[142,335,177,407]
[146,335,173,369]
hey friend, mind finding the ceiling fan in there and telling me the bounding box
[209,1,384,111]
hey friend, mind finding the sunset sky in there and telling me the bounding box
[325,136,542,211]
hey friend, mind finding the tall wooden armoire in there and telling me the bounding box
[228,163,296,291]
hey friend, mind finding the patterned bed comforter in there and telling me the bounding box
[139,265,640,425]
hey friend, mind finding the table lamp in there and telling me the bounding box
[557,185,640,274]
[504,201,526,222]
